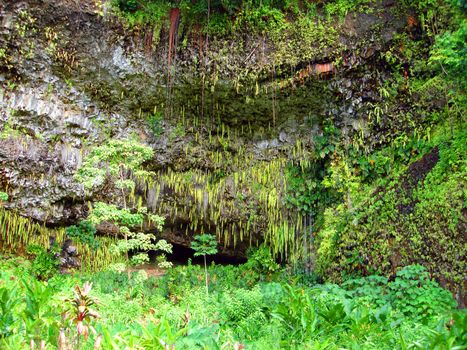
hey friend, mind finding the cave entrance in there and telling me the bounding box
[148,243,247,266]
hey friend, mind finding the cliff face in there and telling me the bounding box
[0,0,409,256]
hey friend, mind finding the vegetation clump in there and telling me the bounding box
[0,257,464,349]
[76,139,171,274]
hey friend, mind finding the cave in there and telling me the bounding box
[148,242,247,266]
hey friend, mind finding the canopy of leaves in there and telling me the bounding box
[87,202,145,228]
[75,139,154,190]
[191,234,218,257]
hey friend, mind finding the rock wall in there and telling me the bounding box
[0,0,408,256]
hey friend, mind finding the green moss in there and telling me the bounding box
[315,126,466,293]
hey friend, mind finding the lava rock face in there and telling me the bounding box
[0,0,407,255]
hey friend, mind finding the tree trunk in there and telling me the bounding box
[204,255,209,298]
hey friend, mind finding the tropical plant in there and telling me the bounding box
[244,245,280,279]
[191,234,218,297]
[0,286,20,338]
[76,139,170,276]
[23,278,60,346]
[61,282,100,350]
[26,243,60,281]
[147,111,164,137]
[65,221,99,250]
[87,202,167,276]
[271,284,318,342]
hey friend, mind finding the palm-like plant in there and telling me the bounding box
[61,282,100,350]
[191,234,218,297]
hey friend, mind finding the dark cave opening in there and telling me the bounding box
[148,242,247,266]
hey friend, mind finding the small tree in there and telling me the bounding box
[75,139,171,276]
[191,234,218,297]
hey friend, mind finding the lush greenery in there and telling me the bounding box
[76,139,171,272]
[0,256,464,349]
[280,0,467,296]
[0,1,465,349]
[0,192,8,203]
[112,0,374,30]
[66,221,100,251]
[315,126,466,291]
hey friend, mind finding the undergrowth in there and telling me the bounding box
[0,256,464,349]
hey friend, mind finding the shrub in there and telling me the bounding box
[65,220,99,250]
[244,245,280,279]
[0,192,8,202]
[147,112,164,137]
[388,265,456,322]
[26,244,60,281]
[343,265,457,323]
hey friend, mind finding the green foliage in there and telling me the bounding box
[0,257,461,349]
[388,265,456,322]
[221,287,265,339]
[22,277,61,345]
[147,112,164,137]
[76,139,168,271]
[111,0,376,36]
[87,202,167,267]
[430,20,467,91]
[324,0,372,19]
[1,1,465,348]
[65,220,99,250]
[0,209,120,272]
[421,310,467,350]
[112,0,169,28]
[191,234,218,296]
[342,265,457,323]
[0,192,8,203]
[316,126,466,295]
[114,0,138,12]
[285,121,343,216]
[314,121,340,160]
[191,234,218,257]
[322,155,361,209]
[76,139,154,190]
[245,245,280,277]
[234,4,287,33]
[221,287,263,325]
[155,240,174,269]
[26,243,60,281]
[0,286,20,338]
[285,163,325,215]
[87,202,168,268]
[88,202,144,227]
[271,284,318,342]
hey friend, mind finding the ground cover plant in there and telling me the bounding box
[0,255,464,349]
